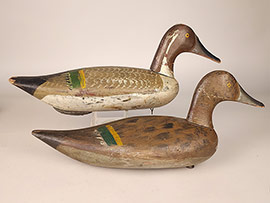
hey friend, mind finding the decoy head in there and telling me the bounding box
[167,24,221,63]
[150,24,221,73]
[187,70,264,128]
[196,70,264,107]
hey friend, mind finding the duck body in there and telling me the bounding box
[32,71,264,169]
[21,67,178,115]
[9,24,221,115]
[33,116,217,168]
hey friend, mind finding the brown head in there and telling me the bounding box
[187,70,264,128]
[150,24,221,74]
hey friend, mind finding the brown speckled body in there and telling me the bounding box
[32,71,264,169]
[33,116,217,168]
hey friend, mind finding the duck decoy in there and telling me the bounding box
[9,24,220,115]
[32,70,264,169]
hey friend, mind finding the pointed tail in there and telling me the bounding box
[9,76,48,96]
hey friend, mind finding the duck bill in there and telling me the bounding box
[237,85,264,107]
[191,36,221,63]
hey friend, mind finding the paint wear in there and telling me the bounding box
[56,144,209,169]
[66,69,86,90]
[159,30,179,77]
[41,74,179,112]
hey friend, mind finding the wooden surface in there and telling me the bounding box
[32,116,217,168]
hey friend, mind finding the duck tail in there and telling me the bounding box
[9,76,48,96]
[32,129,63,149]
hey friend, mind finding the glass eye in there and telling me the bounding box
[227,82,232,88]
[185,33,190,38]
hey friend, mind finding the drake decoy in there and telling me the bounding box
[9,24,220,115]
[32,70,264,169]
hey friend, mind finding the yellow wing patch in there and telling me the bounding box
[106,125,123,146]
[79,70,86,89]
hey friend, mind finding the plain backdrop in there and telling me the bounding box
[0,0,269,203]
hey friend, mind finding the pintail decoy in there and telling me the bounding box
[32,70,264,169]
[9,24,220,115]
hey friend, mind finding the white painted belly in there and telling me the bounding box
[42,76,179,112]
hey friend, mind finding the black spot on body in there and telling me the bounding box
[163,123,174,129]
[144,127,156,132]
[156,132,170,140]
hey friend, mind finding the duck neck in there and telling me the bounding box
[150,30,180,77]
[186,88,221,129]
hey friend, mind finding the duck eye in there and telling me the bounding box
[227,82,232,88]
[185,33,190,38]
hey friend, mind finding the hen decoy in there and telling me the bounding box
[9,24,220,115]
[32,70,264,169]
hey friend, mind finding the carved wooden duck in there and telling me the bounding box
[9,24,220,115]
[32,71,264,169]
